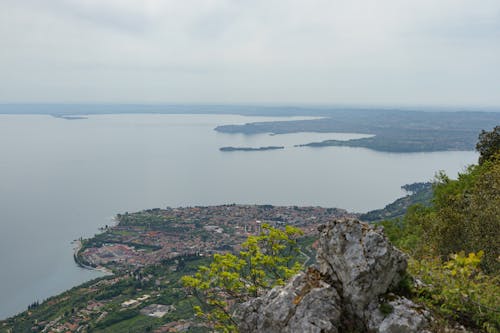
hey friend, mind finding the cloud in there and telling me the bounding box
[1,0,499,105]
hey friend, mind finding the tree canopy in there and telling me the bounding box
[477,125,500,165]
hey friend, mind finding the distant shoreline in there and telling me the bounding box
[219,146,284,152]
[1,104,499,116]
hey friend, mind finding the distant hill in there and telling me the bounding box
[2,104,499,117]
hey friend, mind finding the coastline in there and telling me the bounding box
[72,240,113,275]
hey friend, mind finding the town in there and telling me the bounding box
[77,204,355,272]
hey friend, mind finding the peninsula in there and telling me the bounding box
[215,110,500,153]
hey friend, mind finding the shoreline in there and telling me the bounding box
[72,240,113,275]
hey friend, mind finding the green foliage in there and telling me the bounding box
[94,308,140,329]
[432,158,500,273]
[385,155,499,273]
[477,125,500,165]
[390,272,413,298]
[182,224,304,332]
[378,131,500,331]
[379,302,394,316]
[409,252,500,332]
[376,204,436,258]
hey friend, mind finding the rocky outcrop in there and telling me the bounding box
[237,270,341,333]
[236,219,431,333]
[365,297,430,333]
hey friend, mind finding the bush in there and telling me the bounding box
[387,156,500,273]
[409,252,500,332]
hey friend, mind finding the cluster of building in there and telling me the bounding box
[80,205,355,271]
[81,243,140,267]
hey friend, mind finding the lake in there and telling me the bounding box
[0,114,477,319]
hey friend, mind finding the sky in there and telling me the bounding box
[1,0,500,106]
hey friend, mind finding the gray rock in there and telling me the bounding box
[236,270,341,333]
[366,297,431,333]
[316,219,407,316]
[237,219,430,333]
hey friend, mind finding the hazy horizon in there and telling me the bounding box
[1,103,500,113]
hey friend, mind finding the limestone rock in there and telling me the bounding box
[316,219,407,316]
[237,219,431,333]
[366,297,431,333]
[236,269,341,333]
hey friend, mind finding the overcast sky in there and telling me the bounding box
[1,0,499,106]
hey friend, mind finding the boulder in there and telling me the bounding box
[316,219,407,317]
[236,269,341,333]
[236,219,430,332]
[365,297,431,333]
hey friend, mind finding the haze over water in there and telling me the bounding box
[0,114,477,319]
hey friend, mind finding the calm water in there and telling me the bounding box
[0,114,477,319]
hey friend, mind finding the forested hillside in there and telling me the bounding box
[378,126,499,331]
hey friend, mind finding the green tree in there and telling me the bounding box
[182,224,303,332]
[476,126,500,165]
[430,157,500,272]
[377,204,438,258]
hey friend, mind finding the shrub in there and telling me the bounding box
[409,252,500,332]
